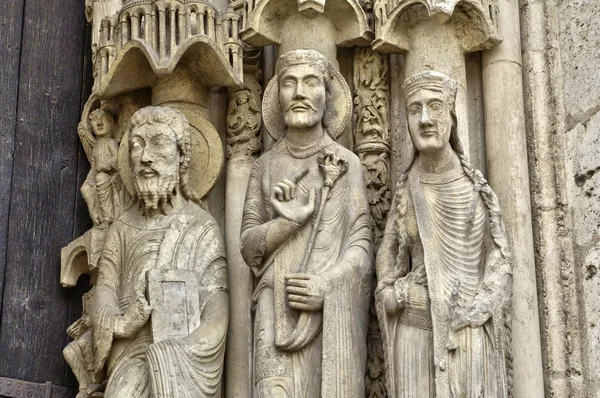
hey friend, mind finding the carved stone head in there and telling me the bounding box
[89,108,115,138]
[263,49,352,141]
[402,71,462,155]
[128,106,192,215]
[276,50,332,130]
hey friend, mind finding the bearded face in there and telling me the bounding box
[129,123,181,215]
[278,63,327,129]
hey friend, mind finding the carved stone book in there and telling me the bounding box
[146,269,201,343]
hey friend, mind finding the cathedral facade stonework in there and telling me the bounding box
[0,0,598,397]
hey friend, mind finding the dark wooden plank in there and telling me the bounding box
[0,0,87,385]
[0,0,25,333]
[72,21,94,241]
[64,21,94,389]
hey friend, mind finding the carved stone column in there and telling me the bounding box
[521,0,584,395]
[353,47,390,397]
[482,0,545,396]
[224,46,263,398]
[353,48,391,250]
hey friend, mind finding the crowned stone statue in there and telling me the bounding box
[375,71,513,398]
[240,49,373,398]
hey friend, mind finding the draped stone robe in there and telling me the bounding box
[375,161,512,398]
[241,134,373,398]
[91,201,228,398]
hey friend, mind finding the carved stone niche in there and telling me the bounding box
[94,0,243,98]
[240,0,373,65]
[372,0,500,54]
[372,0,502,159]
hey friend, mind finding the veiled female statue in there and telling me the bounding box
[375,71,513,398]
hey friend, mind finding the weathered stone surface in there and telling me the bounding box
[521,1,585,396]
[564,109,600,397]
[557,0,600,126]
[583,241,600,395]
[43,0,600,396]
[565,110,600,247]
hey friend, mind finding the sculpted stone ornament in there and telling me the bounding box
[375,71,513,398]
[353,47,391,248]
[88,106,228,397]
[241,49,373,397]
[227,82,262,160]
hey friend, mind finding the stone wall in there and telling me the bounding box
[559,0,600,396]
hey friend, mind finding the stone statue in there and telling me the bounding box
[240,49,373,397]
[88,106,228,397]
[375,71,513,398]
[79,108,128,227]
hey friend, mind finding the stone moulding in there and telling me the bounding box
[95,0,243,98]
[372,0,501,53]
[240,0,373,47]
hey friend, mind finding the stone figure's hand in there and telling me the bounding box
[285,273,325,312]
[405,280,429,310]
[114,293,152,338]
[450,305,490,331]
[271,168,317,225]
[379,287,401,315]
[396,272,429,310]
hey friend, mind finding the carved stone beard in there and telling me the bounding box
[134,168,179,216]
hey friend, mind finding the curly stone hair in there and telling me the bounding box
[128,106,203,206]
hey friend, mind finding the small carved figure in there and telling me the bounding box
[375,71,512,398]
[226,85,262,159]
[79,108,127,227]
[88,106,228,397]
[240,49,373,397]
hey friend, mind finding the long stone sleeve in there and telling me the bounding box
[90,224,122,372]
[240,159,302,277]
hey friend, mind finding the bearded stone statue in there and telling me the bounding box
[240,49,373,398]
[375,71,513,398]
[88,106,228,397]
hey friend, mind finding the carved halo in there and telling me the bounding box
[118,104,224,199]
[262,62,352,141]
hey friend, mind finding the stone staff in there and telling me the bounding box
[298,150,349,272]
